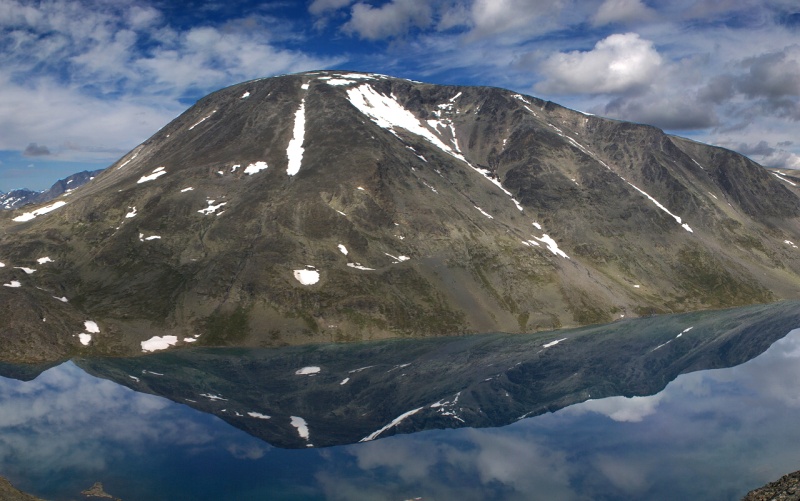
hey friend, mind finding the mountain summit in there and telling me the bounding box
[2,71,800,362]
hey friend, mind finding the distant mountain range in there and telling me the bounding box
[0,169,103,210]
[1,70,800,363]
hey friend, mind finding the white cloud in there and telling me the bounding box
[0,0,341,169]
[567,394,666,422]
[466,0,579,39]
[592,0,657,26]
[309,0,354,16]
[735,45,800,99]
[343,0,433,40]
[0,74,176,161]
[537,33,663,95]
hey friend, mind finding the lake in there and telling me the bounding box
[0,301,799,500]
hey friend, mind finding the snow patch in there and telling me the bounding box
[189,110,216,130]
[543,338,567,348]
[198,200,227,215]
[474,206,494,219]
[36,257,54,264]
[384,253,410,263]
[347,84,464,161]
[117,152,138,170]
[13,200,67,222]
[338,244,348,255]
[287,100,306,176]
[141,335,179,352]
[785,240,799,249]
[241,91,250,98]
[295,366,321,375]
[125,207,137,219]
[360,407,424,442]
[244,161,269,175]
[347,263,375,271]
[323,78,359,86]
[533,234,569,258]
[53,296,68,302]
[137,167,166,184]
[14,267,36,274]
[290,416,310,440]
[293,268,320,285]
[180,187,194,192]
[773,172,797,186]
[247,412,271,420]
[200,393,227,401]
[78,334,92,346]
[340,377,350,385]
[3,281,21,288]
[84,320,100,333]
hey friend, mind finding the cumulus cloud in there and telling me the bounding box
[0,0,341,166]
[343,0,433,40]
[318,428,576,500]
[736,46,800,99]
[604,93,718,129]
[309,0,354,16]
[568,394,665,422]
[734,141,800,169]
[466,0,577,39]
[23,143,51,156]
[536,33,663,95]
[592,0,658,26]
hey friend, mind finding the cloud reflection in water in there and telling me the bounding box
[317,329,800,501]
[0,329,799,500]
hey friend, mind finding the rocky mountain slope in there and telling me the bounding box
[0,169,102,210]
[1,70,800,362]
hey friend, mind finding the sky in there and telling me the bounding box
[1,0,799,192]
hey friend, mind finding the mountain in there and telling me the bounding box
[1,70,800,363]
[0,169,103,210]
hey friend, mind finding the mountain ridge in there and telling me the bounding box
[0,169,104,210]
[1,70,799,362]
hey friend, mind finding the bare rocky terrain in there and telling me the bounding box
[744,470,800,501]
[1,71,799,362]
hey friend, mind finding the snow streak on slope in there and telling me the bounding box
[773,172,797,187]
[287,99,306,176]
[541,119,694,233]
[12,200,67,222]
[360,406,424,442]
[346,84,524,212]
[137,167,166,184]
[346,84,461,160]
[189,110,216,130]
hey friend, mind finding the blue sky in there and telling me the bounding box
[1,0,799,191]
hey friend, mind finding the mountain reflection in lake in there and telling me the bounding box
[0,302,799,500]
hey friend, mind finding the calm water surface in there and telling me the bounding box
[1,328,800,500]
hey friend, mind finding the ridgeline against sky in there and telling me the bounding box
[1,0,799,191]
